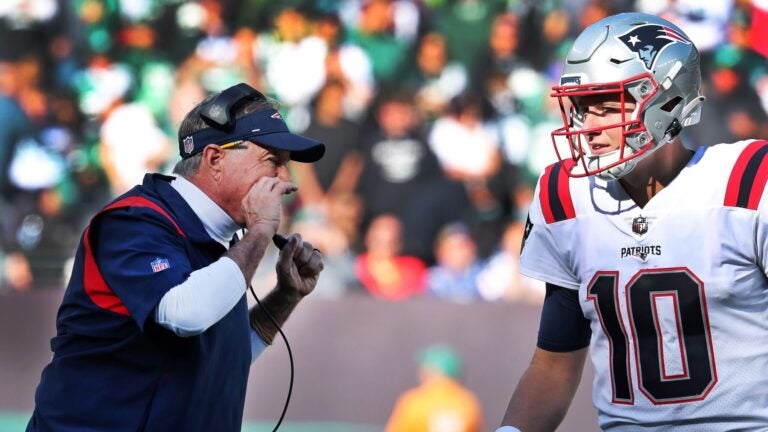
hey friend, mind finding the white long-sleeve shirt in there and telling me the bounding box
[154,176,266,361]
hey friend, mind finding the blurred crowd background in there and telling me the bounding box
[1,0,767,303]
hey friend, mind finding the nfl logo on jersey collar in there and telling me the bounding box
[624,213,656,239]
[632,215,648,235]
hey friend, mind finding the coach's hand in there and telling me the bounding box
[275,233,324,299]
[242,176,297,234]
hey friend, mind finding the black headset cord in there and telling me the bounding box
[246,233,294,432]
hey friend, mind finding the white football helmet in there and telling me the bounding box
[551,12,706,180]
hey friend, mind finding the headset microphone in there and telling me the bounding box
[248,232,293,432]
[272,234,288,250]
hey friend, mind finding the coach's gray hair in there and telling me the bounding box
[172,91,280,178]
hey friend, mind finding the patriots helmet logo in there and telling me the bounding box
[617,24,690,70]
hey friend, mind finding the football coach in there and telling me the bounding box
[27,83,325,432]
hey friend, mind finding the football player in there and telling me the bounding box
[499,12,768,432]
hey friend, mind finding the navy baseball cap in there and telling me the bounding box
[178,108,325,163]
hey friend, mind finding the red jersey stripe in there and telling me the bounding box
[724,140,768,209]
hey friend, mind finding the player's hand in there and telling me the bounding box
[241,177,297,234]
[275,233,324,299]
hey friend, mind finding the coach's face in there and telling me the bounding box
[203,141,291,226]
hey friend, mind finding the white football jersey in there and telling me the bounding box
[520,139,768,431]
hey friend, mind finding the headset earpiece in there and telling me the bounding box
[199,83,266,131]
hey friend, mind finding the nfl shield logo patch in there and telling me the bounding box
[270,111,283,120]
[183,136,194,154]
[151,257,170,273]
[632,216,648,235]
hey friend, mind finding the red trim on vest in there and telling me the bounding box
[724,140,768,210]
[103,196,186,237]
[83,196,185,315]
[83,225,130,315]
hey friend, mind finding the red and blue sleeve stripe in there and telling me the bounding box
[724,140,768,210]
[539,161,576,224]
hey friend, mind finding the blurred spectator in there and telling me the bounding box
[432,0,506,75]
[257,7,327,113]
[292,80,363,207]
[472,12,529,91]
[314,12,375,121]
[355,214,427,300]
[518,7,572,75]
[426,222,482,302]
[357,88,465,262]
[1,250,33,293]
[428,91,518,256]
[189,2,263,94]
[399,31,469,120]
[168,58,209,132]
[347,0,410,85]
[476,219,545,303]
[427,91,501,184]
[71,55,133,117]
[688,60,768,146]
[99,102,171,196]
[385,344,483,432]
[289,203,362,299]
[330,190,367,253]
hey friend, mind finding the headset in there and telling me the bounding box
[199,83,267,131]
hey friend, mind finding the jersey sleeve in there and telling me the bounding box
[757,196,768,277]
[728,140,768,276]
[537,284,592,352]
[519,175,580,290]
[91,207,193,330]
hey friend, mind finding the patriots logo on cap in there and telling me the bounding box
[183,136,194,154]
[270,112,283,120]
[151,257,170,273]
[617,24,690,70]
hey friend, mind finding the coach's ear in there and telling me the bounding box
[200,144,227,182]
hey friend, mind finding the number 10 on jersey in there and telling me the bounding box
[587,268,717,405]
